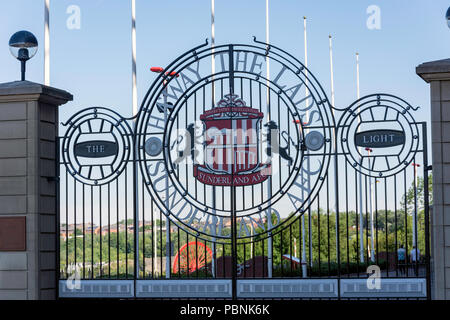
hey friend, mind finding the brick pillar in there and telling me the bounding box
[0,81,72,300]
[417,59,450,300]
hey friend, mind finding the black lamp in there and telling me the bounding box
[446,7,450,29]
[9,31,38,81]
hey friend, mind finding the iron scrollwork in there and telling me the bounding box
[338,93,420,178]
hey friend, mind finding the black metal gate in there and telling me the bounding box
[58,40,431,299]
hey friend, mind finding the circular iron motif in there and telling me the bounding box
[305,131,325,151]
[338,94,420,178]
[136,42,334,242]
[61,107,132,185]
[145,137,163,157]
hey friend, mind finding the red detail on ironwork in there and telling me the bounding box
[194,100,269,186]
[150,67,164,73]
[172,241,213,274]
[150,67,179,78]
[165,71,179,77]
[194,165,271,186]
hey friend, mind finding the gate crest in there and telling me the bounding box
[194,94,270,186]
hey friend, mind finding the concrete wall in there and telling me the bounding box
[0,81,71,300]
[417,59,450,300]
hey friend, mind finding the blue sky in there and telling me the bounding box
[1,0,449,125]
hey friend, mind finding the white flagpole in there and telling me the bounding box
[356,52,365,263]
[303,16,313,269]
[265,0,273,279]
[266,0,270,81]
[328,35,340,266]
[303,17,308,100]
[131,0,138,117]
[131,0,142,279]
[211,0,215,79]
[328,36,335,107]
[356,53,360,101]
[44,0,50,85]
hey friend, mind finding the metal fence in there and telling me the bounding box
[58,40,431,299]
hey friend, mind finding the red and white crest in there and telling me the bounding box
[194,94,270,186]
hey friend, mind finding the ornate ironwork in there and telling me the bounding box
[59,40,430,300]
[135,40,334,242]
[337,93,420,178]
[61,107,133,185]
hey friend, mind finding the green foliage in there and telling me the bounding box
[60,175,431,279]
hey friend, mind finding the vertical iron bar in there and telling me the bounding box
[177,226,180,278]
[56,137,61,296]
[151,200,154,278]
[222,243,225,278]
[375,178,379,267]
[204,239,208,278]
[298,214,302,277]
[422,122,431,299]
[82,184,85,279]
[280,232,283,276]
[74,175,77,272]
[142,179,146,278]
[345,160,350,276]
[355,169,360,277]
[333,125,341,299]
[99,186,102,278]
[365,175,369,269]
[195,238,199,278]
[413,156,419,277]
[384,177,388,277]
[65,170,68,278]
[317,193,321,277]
[159,210,163,277]
[116,179,119,278]
[229,44,238,300]
[108,183,111,278]
[90,185,93,279]
[404,169,408,276]
[394,175,398,277]
[326,177,330,275]
[185,231,189,278]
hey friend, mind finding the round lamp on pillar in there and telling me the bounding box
[8,30,38,81]
[446,7,450,28]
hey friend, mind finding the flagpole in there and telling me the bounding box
[303,16,313,269]
[301,17,308,275]
[211,0,215,80]
[328,36,335,107]
[131,0,141,279]
[328,35,340,267]
[265,0,273,279]
[303,17,308,100]
[44,0,50,85]
[131,0,138,117]
[356,52,365,263]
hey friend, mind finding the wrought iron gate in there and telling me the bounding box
[58,40,431,299]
